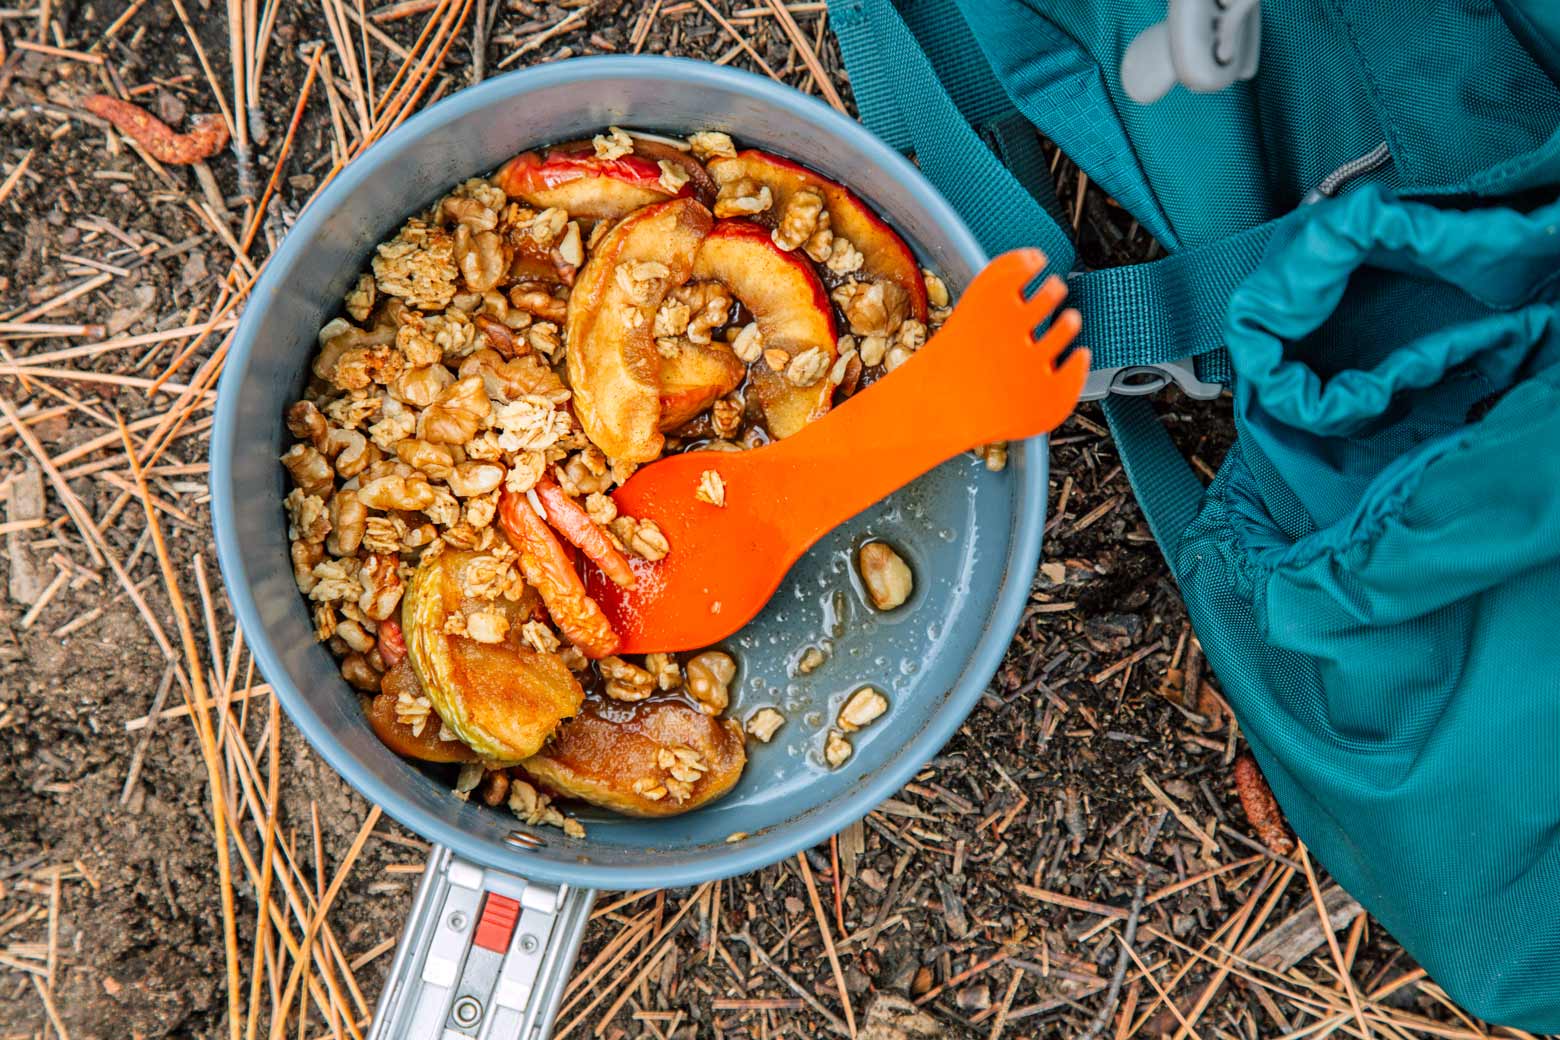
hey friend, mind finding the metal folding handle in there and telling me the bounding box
[369,844,596,1040]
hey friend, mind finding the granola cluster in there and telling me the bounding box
[281,127,959,829]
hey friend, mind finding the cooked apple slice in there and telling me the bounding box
[521,699,746,817]
[494,140,695,221]
[708,150,929,322]
[365,662,478,764]
[547,136,717,207]
[565,198,713,462]
[691,219,836,438]
[658,339,746,431]
[403,550,583,764]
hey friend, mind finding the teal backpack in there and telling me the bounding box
[827,0,1560,1027]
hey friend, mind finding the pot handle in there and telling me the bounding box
[368,843,596,1040]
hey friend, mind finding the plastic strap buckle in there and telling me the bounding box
[1080,358,1224,402]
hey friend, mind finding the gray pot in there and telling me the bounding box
[211,56,1047,1038]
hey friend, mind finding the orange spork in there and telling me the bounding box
[582,248,1088,654]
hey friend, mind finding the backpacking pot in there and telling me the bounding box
[211,56,1049,1038]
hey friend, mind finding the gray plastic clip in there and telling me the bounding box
[1080,358,1224,402]
[1121,0,1262,104]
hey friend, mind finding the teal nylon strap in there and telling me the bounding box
[1098,395,1206,569]
[831,0,1279,381]
[833,0,1079,267]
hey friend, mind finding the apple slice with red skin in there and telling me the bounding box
[657,338,746,431]
[690,220,836,438]
[495,150,680,221]
[551,137,717,205]
[565,198,714,462]
[493,139,713,221]
[708,149,929,322]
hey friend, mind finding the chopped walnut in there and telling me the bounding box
[600,656,655,702]
[746,707,785,743]
[696,469,726,507]
[731,322,764,363]
[394,439,456,481]
[885,344,913,371]
[394,364,455,409]
[688,130,736,160]
[857,333,889,368]
[824,730,853,769]
[286,400,328,446]
[645,652,681,691]
[455,226,511,293]
[832,280,909,337]
[825,237,864,275]
[592,126,634,160]
[418,375,491,444]
[372,219,459,310]
[326,490,366,557]
[335,619,375,654]
[357,474,438,512]
[784,347,829,388]
[803,210,835,263]
[711,395,743,439]
[528,322,562,357]
[896,319,928,353]
[313,601,338,640]
[772,188,824,252]
[671,282,732,345]
[838,686,888,731]
[714,177,772,218]
[685,651,735,715]
[292,539,324,593]
[281,444,334,497]
[446,460,506,498]
[508,284,567,323]
[441,195,499,232]
[358,553,404,621]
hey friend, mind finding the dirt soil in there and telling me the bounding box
[0,2,1506,1039]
